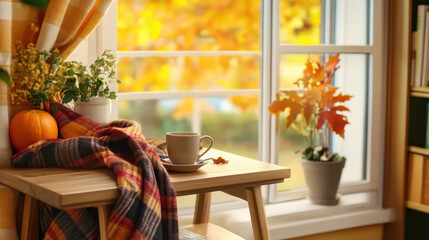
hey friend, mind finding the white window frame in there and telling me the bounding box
[94,1,393,238]
[100,0,386,203]
[267,0,387,203]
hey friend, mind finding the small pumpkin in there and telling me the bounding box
[9,110,58,151]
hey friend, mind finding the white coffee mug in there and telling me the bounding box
[166,132,214,165]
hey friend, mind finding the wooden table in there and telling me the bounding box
[0,150,290,240]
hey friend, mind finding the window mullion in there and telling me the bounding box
[278,45,374,54]
[98,0,118,119]
[321,0,327,44]
[267,0,281,203]
[118,89,260,100]
[329,0,337,44]
[116,51,261,57]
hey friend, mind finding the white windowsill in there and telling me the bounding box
[178,191,395,240]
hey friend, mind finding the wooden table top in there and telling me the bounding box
[0,149,290,209]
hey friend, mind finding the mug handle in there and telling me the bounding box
[198,135,214,159]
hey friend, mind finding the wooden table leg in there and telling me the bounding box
[193,192,211,224]
[97,205,111,240]
[21,195,38,240]
[245,186,270,240]
[0,186,19,240]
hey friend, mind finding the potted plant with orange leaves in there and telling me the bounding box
[269,54,352,205]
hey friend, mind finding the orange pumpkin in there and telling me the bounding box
[9,110,58,151]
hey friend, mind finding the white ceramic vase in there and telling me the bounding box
[300,159,345,205]
[74,97,112,124]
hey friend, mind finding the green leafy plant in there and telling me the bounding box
[59,49,120,103]
[21,0,49,10]
[269,54,352,162]
[0,68,11,86]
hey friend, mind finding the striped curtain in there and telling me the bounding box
[0,0,113,166]
[0,0,113,238]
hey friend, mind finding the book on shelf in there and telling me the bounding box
[408,153,429,205]
[422,11,429,87]
[414,5,429,87]
[411,31,417,87]
[408,153,424,203]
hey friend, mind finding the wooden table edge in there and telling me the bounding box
[0,169,119,209]
[172,168,290,194]
[0,165,290,208]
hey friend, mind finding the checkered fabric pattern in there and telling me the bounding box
[12,102,179,240]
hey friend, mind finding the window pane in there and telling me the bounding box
[331,54,368,183]
[201,96,259,160]
[117,0,261,51]
[279,0,370,46]
[279,54,321,88]
[279,0,322,45]
[118,99,191,137]
[334,0,369,45]
[118,56,260,92]
[276,53,368,192]
[277,117,309,191]
[118,96,259,159]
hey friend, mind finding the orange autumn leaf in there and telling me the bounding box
[303,60,314,77]
[285,90,302,101]
[295,55,339,88]
[319,85,352,110]
[302,95,316,125]
[318,85,337,108]
[213,157,229,164]
[321,54,340,84]
[296,60,315,88]
[316,109,349,137]
[312,63,326,83]
[285,101,303,129]
[270,54,352,147]
[316,84,352,136]
[333,93,353,105]
[269,93,302,129]
[268,93,288,115]
[269,54,351,162]
[324,54,340,72]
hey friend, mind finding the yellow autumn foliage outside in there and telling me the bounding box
[117,0,321,119]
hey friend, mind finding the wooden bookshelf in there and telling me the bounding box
[407,201,429,214]
[411,87,429,98]
[408,146,429,155]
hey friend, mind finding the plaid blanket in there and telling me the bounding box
[11,102,178,240]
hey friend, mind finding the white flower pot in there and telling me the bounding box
[74,97,112,124]
[301,159,345,205]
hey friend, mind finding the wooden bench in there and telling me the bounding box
[0,150,290,239]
